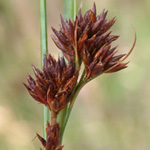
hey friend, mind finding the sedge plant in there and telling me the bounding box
[24,1,136,149]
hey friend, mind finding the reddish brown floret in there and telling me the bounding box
[51,3,133,81]
[51,3,117,60]
[37,122,64,150]
[24,54,78,113]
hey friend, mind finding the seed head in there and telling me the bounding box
[51,3,135,81]
[24,54,78,113]
[37,122,64,150]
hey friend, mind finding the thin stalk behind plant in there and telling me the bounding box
[39,0,49,141]
[57,0,76,143]
[64,0,76,20]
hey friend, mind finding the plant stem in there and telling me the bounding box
[60,106,71,144]
[73,0,76,20]
[60,80,86,144]
[39,0,49,141]
[51,109,57,125]
[60,71,86,144]
[58,0,76,143]
[64,0,76,20]
[57,106,67,129]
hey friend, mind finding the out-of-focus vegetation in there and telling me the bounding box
[0,0,150,150]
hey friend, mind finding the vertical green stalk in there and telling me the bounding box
[60,76,86,144]
[64,0,76,20]
[73,0,76,20]
[58,0,76,144]
[39,0,49,141]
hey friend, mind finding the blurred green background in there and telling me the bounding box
[0,0,150,150]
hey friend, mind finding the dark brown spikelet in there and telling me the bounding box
[51,3,117,62]
[37,122,64,150]
[52,2,135,81]
[24,54,78,113]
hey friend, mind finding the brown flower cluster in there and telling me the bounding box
[51,3,131,81]
[24,2,135,150]
[24,54,78,113]
[37,122,64,150]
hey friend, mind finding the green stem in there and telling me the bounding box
[60,106,71,145]
[57,106,67,130]
[39,0,49,141]
[64,0,76,20]
[60,73,103,141]
[78,70,85,86]
[60,71,86,144]
[73,0,76,20]
[60,82,86,144]
[58,0,76,143]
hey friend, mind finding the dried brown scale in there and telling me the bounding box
[51,3,129,81]
[37,122,64,150]
[83,43,127,80]
[24,54,78,113]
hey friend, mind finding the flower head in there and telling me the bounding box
[24,54,78,113]
[37,122,64,150]
[51,3,135,81]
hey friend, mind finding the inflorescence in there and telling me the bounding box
[24,3,135,150]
